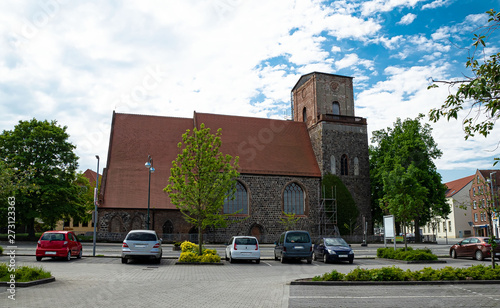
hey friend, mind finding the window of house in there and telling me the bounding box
[354,157,359,176]
[223,181,248,214]
[443,222,446,232]
[437,223,440,232]
[332,101,340,115]
[283,182,305,215]
[474,213,478,222]
[64,220,70,227]
[473,200,477,209]
[341,154,348,176]
[448,221,452,232]
[330,155,336,175]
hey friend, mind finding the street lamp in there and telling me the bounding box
[92,155,100,257]
[145,155,155,230]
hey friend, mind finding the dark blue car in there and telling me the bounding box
[313,237,354,264]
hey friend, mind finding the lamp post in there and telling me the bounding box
[145,155,155,230]
[92,155,100,257]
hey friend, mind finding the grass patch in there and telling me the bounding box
[0,263,52,282]
[312,264,500,282]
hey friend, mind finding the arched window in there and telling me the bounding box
[354,157,359,176]
[332,101,340,115]
[223,181,248,214]
[283,182,305,215]
[302,107,307,123]
[162,220,174,234]
[330,155,336,175]
[341,154,348,176]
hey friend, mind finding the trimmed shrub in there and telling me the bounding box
[376,247,437,261]
[180,241,198,253]
[312,264,500,282]
[0,263,51,282]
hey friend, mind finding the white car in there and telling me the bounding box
[225,236,260,264]
[121,230,162,264]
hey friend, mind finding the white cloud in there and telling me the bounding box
[397,13,417,25]
[361,0,424,16]
[422,0,454,10]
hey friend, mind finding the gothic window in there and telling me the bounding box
[330,155,336,175]
[283,182,305,215]
[354,157,359,176]
[341,154,349,175]
[302,107,307,123]
[223,181,248,214]
[332,101,340,115]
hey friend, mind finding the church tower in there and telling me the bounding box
[291,72,371,233]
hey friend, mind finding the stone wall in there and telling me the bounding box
[97,174,321,243]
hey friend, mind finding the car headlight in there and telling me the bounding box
[348,250,354,255]
[327,249,336,254]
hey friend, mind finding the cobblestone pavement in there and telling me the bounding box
[1,255,499,308]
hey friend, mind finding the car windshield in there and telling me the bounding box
[286,232,310,243]
[235,238,257,245]
[324,238,349,247]
[41,233,65,241]
[126,232,157,241]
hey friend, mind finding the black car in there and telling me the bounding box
[313,237,354,264]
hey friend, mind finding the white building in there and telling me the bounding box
[422,175,474,243]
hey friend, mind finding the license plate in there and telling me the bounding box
[135,245,146,248]
[294,246,304,249]
[496,253,500,256]
[338,254,347,258]
[45,251,56,255]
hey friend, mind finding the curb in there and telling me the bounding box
[174,262,224,265]
[0,276,56,288]
[378,258,447,264]
[290,279,500,286]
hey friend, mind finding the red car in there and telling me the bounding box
[449,237,500,261]
[36,231,83,261]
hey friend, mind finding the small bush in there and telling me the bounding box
[313,269,345,281]
[0,263,51,282]
[178,244,221,263]
[345,267,372,281]
[0,245,3,255]
[180,241,198,253]
[179,251,200,263]
[199,254,221,263]
[376,247,437,261]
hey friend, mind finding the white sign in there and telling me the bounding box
[383,215,395,238]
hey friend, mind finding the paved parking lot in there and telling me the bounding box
[1,254,500,308]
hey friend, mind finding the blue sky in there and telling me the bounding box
[1,0,499,183]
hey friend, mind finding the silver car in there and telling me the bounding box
[225,236,260,264]
[121,230,162,264]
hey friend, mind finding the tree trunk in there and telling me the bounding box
[414,218,422,243]
[27,217,36,240]
[198,227,203,256]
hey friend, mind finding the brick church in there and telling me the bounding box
[97,72,371,243]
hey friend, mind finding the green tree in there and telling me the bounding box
[429,9,500,166]
[164,124,239,255]
[0,119,87,238]
[322,174,359,236]
[370,116,449,244]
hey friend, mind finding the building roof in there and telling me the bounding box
[444,175,474,198]
[291,71,353,92]
[101,112,321,210]
[477,169,500,182]
[83,169,100,185]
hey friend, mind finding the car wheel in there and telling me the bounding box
[475,250,484,261]
[274,253,279,261]
[225,253,229,261]
[280,254,286,263]
[349,258,354,264]
[155,257,161,264]
[451,249,457,259]
[36,256,42,261]
[77,249,82,259]
[306,258,312,264]
[229,253,234,264]
[256,259,260,264]
[66,251,71,261]
[312,252,317,261]
[323,254,328,264]
[121,258,127,264]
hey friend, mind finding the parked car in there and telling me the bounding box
[121,230,162,264]
[449,237,500,261]
[274,230,312,264]
[312,237,354,264]
[225,236,260,264]
[36,230,82,261]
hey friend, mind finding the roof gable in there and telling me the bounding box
[445,175,474,198]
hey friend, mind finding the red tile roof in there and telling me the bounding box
[444,175,474,198]
[101,112,320,209]
[83,169,100,185]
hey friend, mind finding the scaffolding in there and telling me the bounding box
[318,185,340,237]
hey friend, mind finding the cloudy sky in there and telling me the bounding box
[1,0,499,183]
